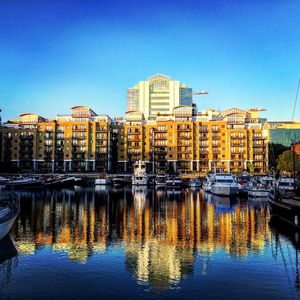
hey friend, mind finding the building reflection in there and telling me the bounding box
[10,187,271,287]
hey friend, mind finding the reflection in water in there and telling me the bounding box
[0,235,18,287]
[269,216,300,290]
[9,187,273,289]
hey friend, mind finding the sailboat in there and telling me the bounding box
[268,141,300,228]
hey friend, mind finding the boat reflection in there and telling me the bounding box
[10,188,271,288]
[269,216,300,289]
[0,235,18,285]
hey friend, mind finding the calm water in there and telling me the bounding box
[1,187,300,299]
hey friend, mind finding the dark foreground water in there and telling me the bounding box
[1,186,300,299]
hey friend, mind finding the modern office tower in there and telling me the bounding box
[268,121,300,147]
[126,74,193,119]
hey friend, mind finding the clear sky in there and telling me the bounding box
[0,0,299,121]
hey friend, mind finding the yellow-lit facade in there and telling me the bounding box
[0,106,269,174]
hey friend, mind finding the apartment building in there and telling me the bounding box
[0,106,269,174]
[0,106,113,173]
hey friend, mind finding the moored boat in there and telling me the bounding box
[210,173,238,196]
[155,174,167,188]
[132,160,148,186]
[0,193,20,240]
[188,178,202,188]
[0,176,9,185]
[245,176,275,198]
[166,176,182,188]
[6,177,44,189]
[203,174,214,193]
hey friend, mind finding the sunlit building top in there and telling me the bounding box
[127,74,193,120]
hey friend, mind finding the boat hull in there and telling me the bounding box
[0,215,17,241]
[211,186,238,196]
[246,189,270,198]
[268,193,300,228]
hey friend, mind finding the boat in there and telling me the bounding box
[166,175,182,188]
[277,177,296,193]
[245,175,275,198]
[43,175,75,188]
[132,160,148,186]
[0,176,9,185]
[188,178,202,188]
[155,174,167,188]
[236,171,251,195]
[95,174,111,185]
[112,176,125,187]
[6,177,44,189]
[0,193,20,240]
[202,174,214,193]
[268,187,300,228]
[210,173,238,196]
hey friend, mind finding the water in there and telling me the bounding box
[1,186,300,299]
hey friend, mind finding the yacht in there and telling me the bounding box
[245,176,275,198]
[202,174,214,193]
[188,178,202,188]
[155,174,167,188]
[95,174,111,185]
[6,177,44,189]
[0,193,19,240]
[210,173,238,196]
[277,177,296,193]
[112,176,125,187]
[132,160,148,186]
[0,176,9,185]
[166,176,182,188]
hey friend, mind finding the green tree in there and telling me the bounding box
[277,150,300,173]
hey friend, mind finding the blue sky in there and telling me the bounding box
[0,0,299,121]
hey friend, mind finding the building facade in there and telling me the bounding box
[269,121,300,147]
[126,74,193,120]
[0,106,113,173]
[0,106,269,174]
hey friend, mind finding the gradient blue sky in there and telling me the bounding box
[0,0,299,121]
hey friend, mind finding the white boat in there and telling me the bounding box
[0,176,9,185]
[277,177,296,193]
[155,174,167,187]
[211,173,238,196]
[245,176,275,198]
[0,194,19,240]
[166,176,182,188]
[203,174,214,193]
[132,160,148,186]
[6,177,44,189]
[188,178,202,188]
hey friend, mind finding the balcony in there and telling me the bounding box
[128,131,141,135]
[231,135,244,139]
[72,149,85,154]
[212,135,220,140]
[154,135,167,140]
[73,127,86,132]
[212,127,220,132]
[178,135,192,140]
[96,128,108,132]
[231,142,245,147]
[177,127,191,132]
[20,135,34,140]
[72,135,85,140]
[177,149,192,154]
[199,135,208,140]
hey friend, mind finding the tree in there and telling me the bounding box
[277,150,300,174]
